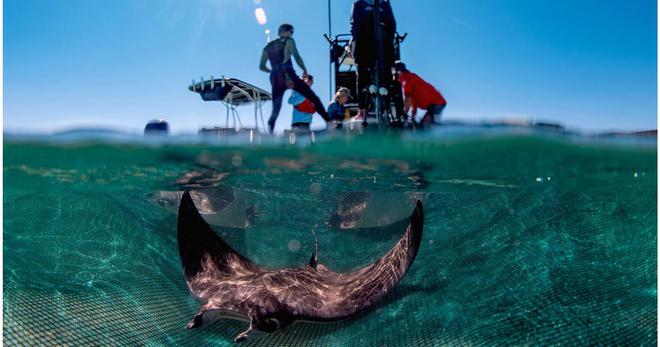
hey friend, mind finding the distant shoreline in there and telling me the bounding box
[5,121,657,139]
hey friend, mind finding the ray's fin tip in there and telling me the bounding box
[413,200,424,219]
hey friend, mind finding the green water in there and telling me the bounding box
[3,131,657,346]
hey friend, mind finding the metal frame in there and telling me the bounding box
[324,32,408,124]
[189,77,271,133]
[324,33,359,115]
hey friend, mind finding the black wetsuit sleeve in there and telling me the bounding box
[384,1,396,35]
[259,48,270,73]
[350,2,358,38]
[286,39,308,73]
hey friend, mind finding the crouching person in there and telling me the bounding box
[395,61,447,125]
[327,87,352,128]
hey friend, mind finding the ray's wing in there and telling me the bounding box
[290,201,424,321]
[177,191,262,298]
[338,201,423,309]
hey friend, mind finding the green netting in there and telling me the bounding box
[4,134,657,346]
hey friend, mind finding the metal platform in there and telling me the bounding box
[189,77,272,132]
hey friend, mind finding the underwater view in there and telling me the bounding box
[3,129,657,346]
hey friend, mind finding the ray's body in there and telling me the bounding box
[177,191,424,342]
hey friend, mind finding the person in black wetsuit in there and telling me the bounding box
[349,0,396,120]
[260,24,330,133]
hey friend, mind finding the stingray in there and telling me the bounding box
[177,191,424,342]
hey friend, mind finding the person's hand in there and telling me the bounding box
[344,45,353,58]
[302,71,309,79]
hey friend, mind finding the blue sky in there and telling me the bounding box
[4,0,658,134]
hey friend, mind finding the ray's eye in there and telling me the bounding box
[261,317,281,332]
[266,318,280,329]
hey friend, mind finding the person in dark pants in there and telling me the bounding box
[349,0,396,120]
[260,24,330,133]
[395,62,447,125]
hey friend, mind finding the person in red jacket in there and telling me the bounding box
[288,74,317,130]
[395,61,447,125]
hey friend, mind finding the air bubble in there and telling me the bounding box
[232,155,242,167]
[288,240,301,252]
[309,183,322,195]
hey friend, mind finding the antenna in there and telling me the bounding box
[327,0,333,99]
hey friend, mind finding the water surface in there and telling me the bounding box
[4,129,657,346]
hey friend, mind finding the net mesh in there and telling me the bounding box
[4,139,657,346]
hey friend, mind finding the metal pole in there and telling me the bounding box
[373,0,384,121]
[328,0,332,38]
[328,0,333,99]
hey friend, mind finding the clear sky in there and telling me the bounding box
[4,0,658,134]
